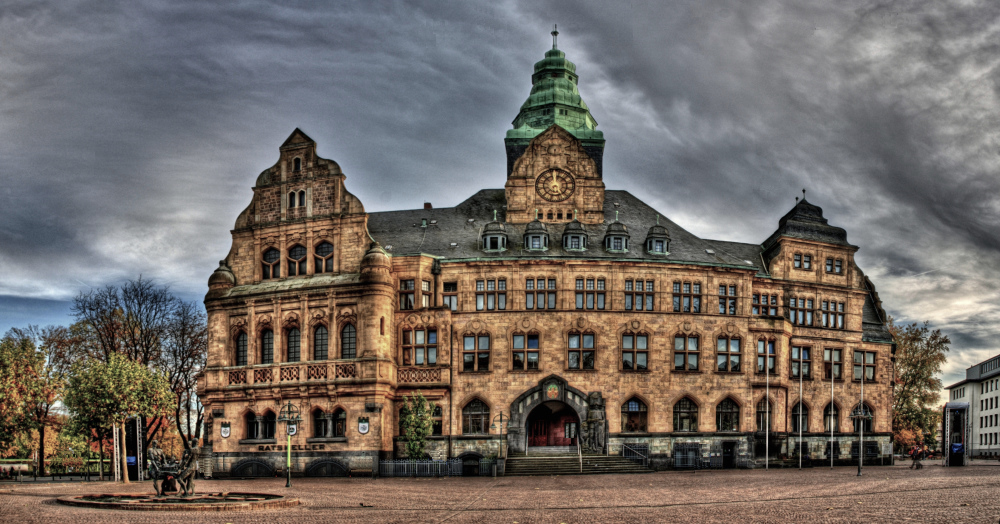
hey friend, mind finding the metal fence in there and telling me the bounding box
[622,443,649,467]
[378,458,499,477]
[673,443,703,469]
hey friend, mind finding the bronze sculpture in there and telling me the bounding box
[177,439,201,497]
[147,440,181,497]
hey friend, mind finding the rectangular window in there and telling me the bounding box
[791,346,811,378]
[399,279,415,310]
[756,339,775,374]
[624,280,654,311]
[673,282,701,313]
[790,297,813,326]
[402,329,437,366]
[622,334,648,371]
[443,282,458,311]
[826,258,833,272]
[794,254,801,268]
[824,348,843,379]
[463,334,490,372]
[476,279,506,311]
[512,334,539,371]
[716,337,741,372]
[853,350,876,382]
[822,301,845,329]
[835,260,843,274]
[674,335,699,371]
[718,284,737,315]
[526,278,555,310]
[803,255,812,269]
[568,333,595,370]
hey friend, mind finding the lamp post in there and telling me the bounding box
[277,401,302,488]
[489,411,508,459]
[850,400,871,477]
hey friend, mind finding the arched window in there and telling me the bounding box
[261,329,274,364]
[792,402,808,433]
[332,409,346,437]
[462,399,489,434]
[262,248,280,279]
[716,398,740,432]
[293,157,301,172]
[261,411,276,439]
[315,242,334,273]
[851,403,873,433]
[289,191,297,208]
[287,245,307,276]
[756,399,772,431]
[235,332,247,366]
[245,412,259,439]
[298,190,305,208]
[286,328,300,362]
[824,403,839,432]
[621,398,648,433]
[314,326,328,360]
[341,324,356,359]
[567,331,595,370]
[673,398,698,432]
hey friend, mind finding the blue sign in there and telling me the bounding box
[126,456,136,465]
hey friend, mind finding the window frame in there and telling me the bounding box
[624,279,655,311]
[673,398,698,432]
[672,281,702,313]
[235,332,248,366]
[462,399,490,435]
[756,339,776,374]
[567,331,595,370]
[574,278,606,310]
[476,279,507,311]
[462,333,491,372]
[314,241,334,274]
[673,334,700,371]
[621,398,649,433]
[621,332,649,371]
[791,402,809,433]
[524,278,557,310]
[260,329,274,364]
[716,398,740,432]
[716,336,742,373]
[286,327,301,362]
[313,325,328,360]
[401,327,438,366]
[791,345,812,379]
[717,284,738,315]
[756,399,772,432]
[340,324,357,359]
[399,279,415,310]
[262,248,280,279]
[823,347,843,380]
[511,332,540,371]
[443,282,459,311]
[752,293,779,316]
[789,297,814,326]
[853,350,876,382]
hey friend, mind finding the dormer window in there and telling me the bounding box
[604,220,630,253]
[648,239,666,253]
[644,223,670,255]
[481,220,508,252]
[526,234,548,250]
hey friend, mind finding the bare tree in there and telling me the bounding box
[71,277,181,452]
[162,301,208,448]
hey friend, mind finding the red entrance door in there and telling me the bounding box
[529,419,548,447]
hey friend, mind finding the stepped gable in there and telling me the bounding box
[365,189,754,268]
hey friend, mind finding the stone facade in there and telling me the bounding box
[197,41,895,476]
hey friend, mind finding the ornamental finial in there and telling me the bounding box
[552,24,559,49]
[615,210,619,221]
[656,214,659,225]
[494,209,498,221]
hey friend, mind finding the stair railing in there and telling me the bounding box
[577,437,582,473]
[622,443,649,467]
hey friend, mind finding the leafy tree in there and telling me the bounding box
[398,392,435,460]
[0,337,45,452]
[4,326,75,475]
[63,353,172,483]
[889,317,950,448]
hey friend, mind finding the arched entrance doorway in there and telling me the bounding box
[526,401,580,448]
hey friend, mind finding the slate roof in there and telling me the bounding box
[366,190,757,269]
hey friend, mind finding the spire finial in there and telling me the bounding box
[493,209,497,221]
[551,24,559,49]
[656,214,660,225]
[615,210,619,221]
[802,188,806,200]
[574,209,577,219]
[795,197,799,203]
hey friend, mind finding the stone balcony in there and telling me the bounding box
[205,360,450,390]
[396,365,450,387]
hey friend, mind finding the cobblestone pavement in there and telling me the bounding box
[2,463,999,523]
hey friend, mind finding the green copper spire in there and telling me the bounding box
[504,27,606,176]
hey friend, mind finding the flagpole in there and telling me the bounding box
[831,355,835,469]
[799,357,803,470]
[766,342,770,471]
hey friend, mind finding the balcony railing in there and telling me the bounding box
[397,366,444,384]
[220,361,358,388]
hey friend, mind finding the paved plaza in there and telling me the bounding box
[1,463,999,523]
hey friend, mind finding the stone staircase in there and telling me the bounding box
[505,450,653,476]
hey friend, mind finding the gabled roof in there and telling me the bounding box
[280,128,315,149]
[366,189,756,269]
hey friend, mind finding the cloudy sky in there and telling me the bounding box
[2,0,998,394]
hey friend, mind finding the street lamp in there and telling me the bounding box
[277,401,302,488]
[489,411,508,459]
[850,403,872,477]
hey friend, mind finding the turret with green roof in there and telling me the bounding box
[505,26,606,176]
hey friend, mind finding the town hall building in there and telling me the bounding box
[197,31,895,476]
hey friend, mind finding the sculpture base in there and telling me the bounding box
[57,492,298,512]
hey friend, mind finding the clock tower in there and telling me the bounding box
[504,27,606,225]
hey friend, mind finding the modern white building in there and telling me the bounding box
[945,354,1000,458]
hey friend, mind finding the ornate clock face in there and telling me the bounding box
[535,169,576,202]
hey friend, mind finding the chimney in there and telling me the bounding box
[424,202,433,210]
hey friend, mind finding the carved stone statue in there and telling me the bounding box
[177,439,201,497]
[584,392,607,453]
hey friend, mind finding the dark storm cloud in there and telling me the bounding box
[1,0,997,390]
